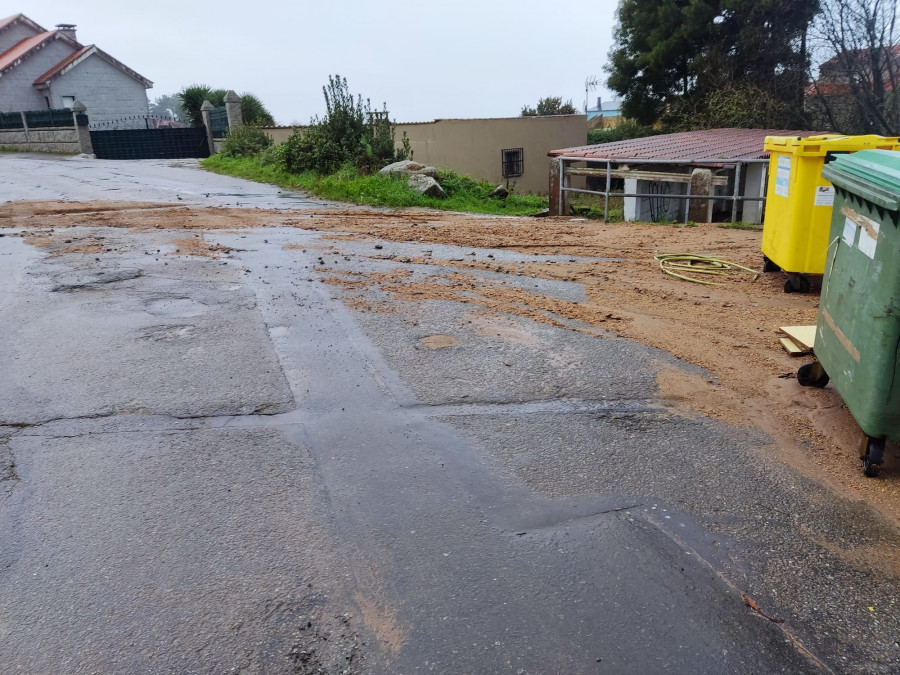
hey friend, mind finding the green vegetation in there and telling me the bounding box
[521,96,578,117]
[278,75,409,175]
[237,93,276,127]
[220,126,273,158]
[177,85,275,127]
[718,221,763,231]
[587,119,660,145]
[568,193,624,221]
[201,74,545,216]
[643,217,690,228]
[201,75,547,215]
[202,154,546,215]
[0,145,74,154]
[607,0,818,130]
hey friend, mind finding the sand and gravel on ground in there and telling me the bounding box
[3,199,896,524]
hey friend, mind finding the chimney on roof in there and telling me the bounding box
[56,24,76,41]
[597,96,602,108]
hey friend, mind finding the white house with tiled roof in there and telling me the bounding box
[0,13,152,127]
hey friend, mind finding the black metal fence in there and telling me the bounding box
[209,106,228,138]
[90,127,210,160]
[25,108,74,128]
[88,114,188,130]
[0,111,25,129]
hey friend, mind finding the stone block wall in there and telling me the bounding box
[0,125,80,153]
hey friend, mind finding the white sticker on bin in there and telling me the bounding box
[774,156,791,198]
[858,219,880,259]
[814,186,835,207]
[842,217,858,246]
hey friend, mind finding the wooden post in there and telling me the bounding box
[549,158,562,215]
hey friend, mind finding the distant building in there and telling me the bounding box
[586,96,622,127]
[0,13,152,128]
[805,45,899,132]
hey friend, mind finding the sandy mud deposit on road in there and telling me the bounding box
[3,199,897,523]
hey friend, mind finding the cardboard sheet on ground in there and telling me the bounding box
[780,325,816,351]
[780,337,812,356]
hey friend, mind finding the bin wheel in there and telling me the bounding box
[784,274,811,294]
[763,256,781,273]
[861,436,885,478]
[797,362,829,388]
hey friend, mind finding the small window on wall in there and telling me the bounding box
[61,96,75,109]
[502,148,524,178]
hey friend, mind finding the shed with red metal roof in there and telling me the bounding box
[547,128,823,223]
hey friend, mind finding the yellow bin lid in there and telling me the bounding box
[763,134,900,156]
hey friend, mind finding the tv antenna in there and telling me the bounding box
[584,76,599,113]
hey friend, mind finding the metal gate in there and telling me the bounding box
[90,127,209,160]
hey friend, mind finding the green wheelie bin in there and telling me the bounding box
[803,149,900,476]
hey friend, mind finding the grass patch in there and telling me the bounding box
[641,218,690,228]
[202,154,547,216]
[718,221,763,231]
[568,192,625,221]
[0,145,76,154]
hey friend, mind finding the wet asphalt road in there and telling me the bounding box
[1,155,899,673]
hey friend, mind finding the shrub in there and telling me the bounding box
[178,85,226,126]
[238,93,275,127]
[587,119,659,145]
[661,83,802,132]
[220,126,272,158]
[277,75,411,175]
[178,85,275,127]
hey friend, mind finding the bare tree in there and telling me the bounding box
[809,0,899,134]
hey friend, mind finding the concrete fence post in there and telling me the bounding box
[200,100,215,153]
[224,90,243,129]
[71,100,93,155]
[20,111,29,142]
[688,168,713,223]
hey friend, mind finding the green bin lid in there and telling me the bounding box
[821,149,900,211]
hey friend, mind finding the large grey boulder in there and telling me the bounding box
[488,184,509,199]
[408,173,446,198]
[380,160,440,179]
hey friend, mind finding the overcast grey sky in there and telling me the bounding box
[24,0,620,125]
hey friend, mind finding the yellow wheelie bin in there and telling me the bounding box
[761,134,900,292]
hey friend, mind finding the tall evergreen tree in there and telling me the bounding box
[607,0,819,128]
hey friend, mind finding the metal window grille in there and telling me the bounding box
[209,106,229,138]
[502,148,524,178]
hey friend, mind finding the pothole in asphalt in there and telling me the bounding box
[419,335,458,349]
[144,297,211,318]
[137,325,196,341]
[51,268,142,292]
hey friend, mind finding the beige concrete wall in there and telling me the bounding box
[395,115,587,194]
[260,116,587,194]
[262,126,302,145]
